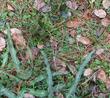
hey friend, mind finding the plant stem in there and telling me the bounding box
[66,50,95,98]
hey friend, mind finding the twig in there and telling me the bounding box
[66,50,95,98]
[40,50,53,98]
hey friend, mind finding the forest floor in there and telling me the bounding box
[0,0,110,98]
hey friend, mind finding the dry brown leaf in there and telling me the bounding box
[96,48,104,55]
[66,18,80,28]
[19,47,39,64]
[50,37,58,51]
[83,9,92,20]
[101,18,110,27]
[34,0,51,12]
[37,44,44,49]
[54,92,64,98]
[97,69,107,82]
[0,37,6,52]
[51,58,66,73]
[4,28,26,49]
[9,29,26,49]
[34,0,45,10]
[105,33,110,44]
[66,20,74,28]
[94,9,106,18]
[24,93,35,98]
[66,0,78,10]
[76,35,92,45]
[105,78,110,90]
[84,68,93,77]
[31,47,39,57]
[68,29,77,37]
[26,47,39,60]
[102,0,110,9]
[7,3,15,11]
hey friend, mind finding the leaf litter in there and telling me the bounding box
[0,36,6,52]
[34,0,51,12]
[94,9,106,18]
[4,28,26,49]
[1,0,110,98]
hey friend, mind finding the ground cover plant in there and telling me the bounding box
[0,0,110,98]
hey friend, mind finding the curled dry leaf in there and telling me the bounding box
[0,37,6,52]
[84,68,93,77]
[66,0,78,10]
[66,18,80,28]
[76,35,92,45]
[4,28,26,49]
[34,0,51,12]
[24,93,35,98]
[94,9,106,18]
[51,58,66,73]
[97,69,107,82]
[101,18,110,27]
[102,0,110,9]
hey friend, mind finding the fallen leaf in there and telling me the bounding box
[102,0,110,9]
[68,29,77,37]
[40,5,51,12]
[54,92,64,98]
[51,58,66,73]
[76,35,92,45]
[101,18,110,27]
[19,47,39,64]
[34,0,51,12]
[34,0,45,10]
[66,0,78,10]
[4,28,26,49]
[105,78,110,90]
[37,44,44,49]
[0,37,6,52]
[84,68,93,77]
[50,36,58,51]
[94,9,106,18]
[7,3,15,12]
[66,18,80,28]
[31,47,39,56]
[96,48,104,55]
[105,33,110,44]
[97,69,107,82]
[91,85,103,97]
[83,9,92,20]
[98,93,108,98]
[96,27,105,37]
[24,93,35,98]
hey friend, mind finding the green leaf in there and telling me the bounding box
[17,68,32,80]
[6,23,20,70]
[29,89,47,97]
[0,85,16,98]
